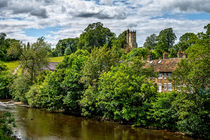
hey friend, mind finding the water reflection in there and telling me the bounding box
[0,102,196,140]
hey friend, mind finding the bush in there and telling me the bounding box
[0,62,14,99]
[11,75,31,103]
[80,58,157,126]
[148,92,177,130]
[172,93,210,138]
[0,112,16,140]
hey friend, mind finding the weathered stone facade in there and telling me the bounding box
[146,52,187,92]
[125,29,138,53]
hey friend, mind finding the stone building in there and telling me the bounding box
[146,52,187,92]
[125,29,138,53]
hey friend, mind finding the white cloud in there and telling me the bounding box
[0,0,209,47]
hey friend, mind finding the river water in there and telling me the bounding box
[0,101,196,140]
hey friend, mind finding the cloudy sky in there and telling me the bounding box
[0,0,210,47]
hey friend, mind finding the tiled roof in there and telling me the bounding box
[42,62,59,71]
[146,58,182,72]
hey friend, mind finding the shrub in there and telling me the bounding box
[148,92,177,130]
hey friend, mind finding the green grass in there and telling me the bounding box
[49,56,64,62]
[3,56,64,73]
[4,61,20,73]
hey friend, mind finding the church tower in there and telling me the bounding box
[126,29,138,53]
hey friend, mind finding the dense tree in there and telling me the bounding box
[112,31,127,49]
[0,33,22,61]
[148,92,177,130]
[126,47,150,60]
[172,26,210,94]
[0,33,9,61]
[6,39,22,61]
[171,93,209,138]
[204,23,210,36]
[55,38,78,56]
[20,37,50,82]
[11,75,31,103]
[0,112,16,140]
[80,46,120,87]
[169,33,197,57]
[154,28,176,58]
[26,49,89,112]
[77,22,115,52]
[148,92,210,138]
[80,57,156,123]
[143,34,157,50]
[0,62,13,99]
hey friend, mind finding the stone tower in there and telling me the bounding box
[126,29,138,53]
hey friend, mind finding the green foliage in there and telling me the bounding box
[11,75,31,103]
[0,62,14,99]
[204,23,210,36]
[154,28,177,58]
[94,58,156,125]
[80,46,120,87]
[112,31,127,49]
[25,84,44,107]
[148,92,210,138]
[77,22,115,52]
[20,37,50,82]
[26,49,89,112]
[143,34,157,50]
[80,57,157,125]
[148,92,177,130]
[6,39,22,61]
[126,47,149,60]
[172,93,210,138]
[0,33,22,61]
[172,35,210,93]
[55,38,79,56]
[80,85,98,117]
[0,33,9,61]
[0,112,16,140]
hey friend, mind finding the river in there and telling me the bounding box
[0,100,197,140]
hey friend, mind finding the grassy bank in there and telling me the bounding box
[3,56,65,73]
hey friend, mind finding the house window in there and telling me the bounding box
[158,83,162,93]
[177,85,181,92]
[168,73,171,78]
[164,73,167,79]
[168,83,172,91]
[164,83,167,91]
[158,73,162,79]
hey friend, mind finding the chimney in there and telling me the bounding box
[177,51,183,58]
[163,52,168,59]
[147,55,152,61]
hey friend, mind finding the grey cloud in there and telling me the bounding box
[75,11,126,19]
[0,0,8,8]
[31,9,48,18]
[61,6,66,13]
[3,0,49,19]
[128,23,137,28]
[167,0,210,13]
[12,7,48,18]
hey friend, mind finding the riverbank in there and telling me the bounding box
[0,100,200,140]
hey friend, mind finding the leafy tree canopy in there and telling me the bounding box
[77,22,115,52]
[55,38,79,56]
